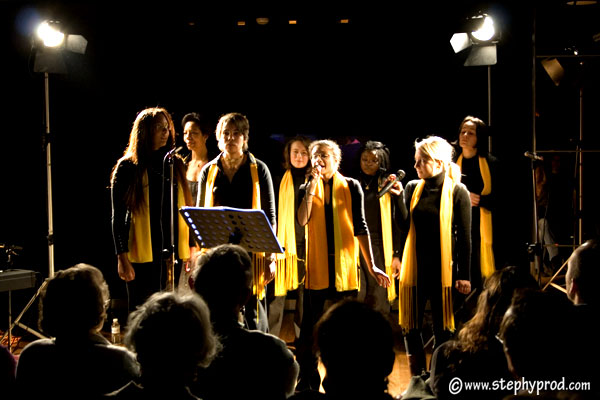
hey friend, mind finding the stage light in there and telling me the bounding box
[450,13,499,66]
[36,20,64,47]
[31,18,87,279]
[471,15,495,42]
[33,20,87,74]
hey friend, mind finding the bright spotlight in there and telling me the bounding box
[450,13,499,66]
[471,16,495,42]
[37,20,65,48]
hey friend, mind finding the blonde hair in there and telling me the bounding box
[309,139,342,167]
[415,136,461,183]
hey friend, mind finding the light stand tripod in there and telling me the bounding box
[3,71,57,342]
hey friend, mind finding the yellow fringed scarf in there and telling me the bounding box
[379,192,397,302]
[399,174,455,331]
[457,155,495,279]
[128,171,190,263]
[306,172,359,291]
[203,153,268,300]
[275,169,301,296]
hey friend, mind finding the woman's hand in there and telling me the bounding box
[264,255,276,284]
[117,253,135,282]
[371,266,391,288]
[385,174,404,197]
[455,279,471,295]
[469,192,480,207]
[391,256,402,279]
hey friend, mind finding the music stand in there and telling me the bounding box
[180,206,284,254]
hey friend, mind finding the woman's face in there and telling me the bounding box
[183,121,208,152]
[289,141,309,169]
[360,150,380,176]
[459,121,478,150]
[151,114,170,151]
[414,150,441,179]
[217,121,246,156]
[311,145,338,180]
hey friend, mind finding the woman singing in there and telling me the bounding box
[197,112,276,332]
[395,136,471,376]
[111,107,193,312]
[295,139,390,391]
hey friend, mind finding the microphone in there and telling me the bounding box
[377,169,405,198]
[307,165,322,184]
[524,151,543,161]
[164,146,185,161]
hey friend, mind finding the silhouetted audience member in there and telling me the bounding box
[498,289,589,397]
[106,291,219,400]
[566,239,599,306]
[429,266,538,400]
[1,344,16,399]
[565,239,599,397]
[15,264,139,400]
[191,244,299,400]
[290,299,396,400]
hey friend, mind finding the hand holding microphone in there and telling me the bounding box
[377,169,405,198]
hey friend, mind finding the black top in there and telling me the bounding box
[397,172,472,282]
[197,152,276,227]
[111,148,184,258]
[359,170,402,256]
[298,175,369,240]
[458,153,498,211]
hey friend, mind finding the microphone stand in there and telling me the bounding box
[526,154,543,285]
[164,147,179,292]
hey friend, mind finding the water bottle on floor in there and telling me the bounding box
[111,318,121,345]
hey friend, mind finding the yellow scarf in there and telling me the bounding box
[457,155,495,279]
[399,174,455,331]
[379,192,397,302]
[203,153,268,300]
[275,169,301,296]
[128,171,190,263]
[306,171,359,291]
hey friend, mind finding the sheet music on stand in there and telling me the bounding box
[180,206,284,254]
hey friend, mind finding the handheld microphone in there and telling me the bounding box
[377,169,405,198]
[524,151,543,161]
[307,165,322,184]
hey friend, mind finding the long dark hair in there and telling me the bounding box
[110,107,192,211]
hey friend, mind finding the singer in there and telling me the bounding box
[395,136,471,376]
[295,139,390,391]
[355,140,403,315]
[196,112,276,332]
[455,116,499,290]
[110,107,193,312]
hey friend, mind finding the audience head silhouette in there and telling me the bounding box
[566,239,599,305]
[315,300,395,397]
[498,289,575,381]
[457,265,538,351]
[192,244,253,328]
[39,263,109,338]
[125,291,219,389]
